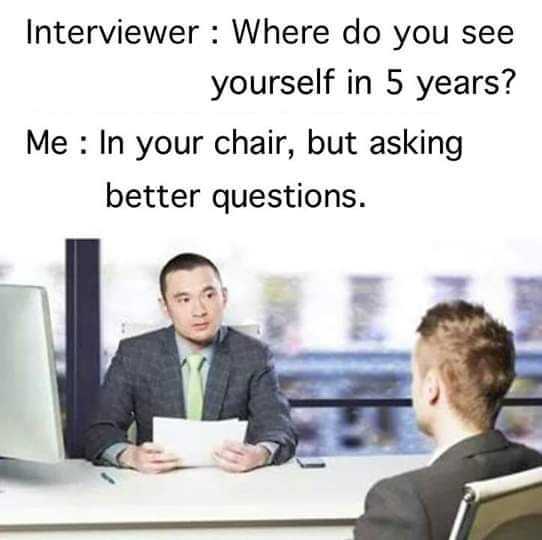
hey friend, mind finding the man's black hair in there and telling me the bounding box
[160,253,221,298]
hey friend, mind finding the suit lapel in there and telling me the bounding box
[158,325,185,417]
[203,331,231,420]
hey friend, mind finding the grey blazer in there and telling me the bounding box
[354,430,542,540]
[84,326,297,465]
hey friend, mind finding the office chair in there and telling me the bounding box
[449,465,542,540]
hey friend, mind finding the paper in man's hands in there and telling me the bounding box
[153,417,248,467]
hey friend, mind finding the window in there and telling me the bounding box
[432,276,469,303]
[99,238,542,455]
[349,276,387,343]
[514,278,542,344]
[262,275,302,353]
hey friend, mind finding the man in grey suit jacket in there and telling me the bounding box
[354,301,542,539]
[85,253,297,473]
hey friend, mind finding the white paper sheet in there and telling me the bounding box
[153,417,248,467]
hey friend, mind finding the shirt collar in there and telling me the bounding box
[429,435,468,466]
[428,430,500,466]
[174,326,224,365]
[429,443,451,466]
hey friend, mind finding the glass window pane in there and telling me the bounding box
[294,406,542,457]
[432,276,469,303]
[349,276,387,343]
[497,406,542,452]
[277,352,542,399]
[293,407,432,457]
[262,275,302,353]
[101,238,542,398]
[513,278,542,344]
[277,353,410,399]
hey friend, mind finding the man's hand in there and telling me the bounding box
[212,440,270,473]
[118,442,182,473]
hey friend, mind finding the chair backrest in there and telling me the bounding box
[121,322,260,339]
[449,466,542,540]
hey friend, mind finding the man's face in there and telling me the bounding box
[161,265,227,349]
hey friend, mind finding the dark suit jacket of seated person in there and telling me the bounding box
[84,253,297,471]
[354,301,542,540]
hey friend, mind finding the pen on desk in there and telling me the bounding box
[101,472,116,485]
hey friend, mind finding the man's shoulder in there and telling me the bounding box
[220,326,273,369]
[369,465,429,499]
[360,437,542,540]
[363,461,466,540]
[432,431,542,477]
[223,326,270,354]
[386,435,542,514]
[117,326,171,355]
[506,440,542,466]
[356,467,430,540]
[366,436,542,507]
[367,460,461,514]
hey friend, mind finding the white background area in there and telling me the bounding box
[1,0,541,337]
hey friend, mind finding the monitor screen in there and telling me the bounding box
[0,285,65,462]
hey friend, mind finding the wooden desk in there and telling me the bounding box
[0,454,429,539]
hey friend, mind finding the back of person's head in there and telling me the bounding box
[416,300,515,430]
[159,253,222,299]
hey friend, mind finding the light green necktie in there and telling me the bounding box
[186,352,205,420]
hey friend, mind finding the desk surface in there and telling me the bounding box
[0,455,429,527]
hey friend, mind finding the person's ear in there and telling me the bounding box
[159,296,171,319]
[424,370,440,406]
[221,287,228,307]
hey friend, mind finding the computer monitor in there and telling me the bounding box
[0,285,65,462]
